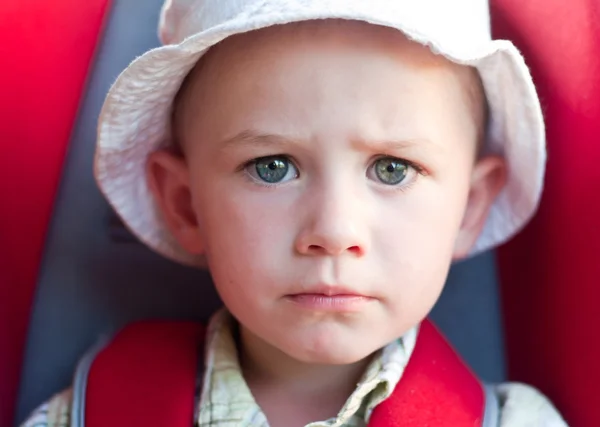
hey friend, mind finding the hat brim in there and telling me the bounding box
[95,11,545,267]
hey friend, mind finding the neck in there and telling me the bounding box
[238,325,373,424]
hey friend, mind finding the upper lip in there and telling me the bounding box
[288,284,368,297]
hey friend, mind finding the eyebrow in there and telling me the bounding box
[219,130,298,151]
[354,137,435,154]
[219,129,436,154]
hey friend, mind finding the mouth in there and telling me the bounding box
[285,285,374,312]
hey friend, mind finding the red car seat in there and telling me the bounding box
[0,1,112,425]
[1,0,598,426]
[493,0,600,424]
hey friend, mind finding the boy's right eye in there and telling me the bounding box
[245,156,299,184]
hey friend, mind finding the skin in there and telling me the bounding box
[147,20,506,426]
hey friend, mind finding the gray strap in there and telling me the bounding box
[483,383,501,427]
[70,336,110,427]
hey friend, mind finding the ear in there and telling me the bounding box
[146,149,204,255]
[453,155,507,260]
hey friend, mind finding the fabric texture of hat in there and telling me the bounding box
[95,0,546,266]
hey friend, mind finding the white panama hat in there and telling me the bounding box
[95,0,546,266]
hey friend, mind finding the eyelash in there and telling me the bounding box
[239,155,427,189]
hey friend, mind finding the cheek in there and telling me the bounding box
[373,178,469,302]
[378,182,467,251]
[191,181,295,294]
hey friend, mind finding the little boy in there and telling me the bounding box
[23,0,566,426]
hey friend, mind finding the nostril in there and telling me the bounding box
[347,246,364,257]
[306,244,362,255]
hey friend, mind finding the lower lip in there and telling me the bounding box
[285,294,373,312]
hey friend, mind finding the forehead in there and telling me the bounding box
[173,20,483,152]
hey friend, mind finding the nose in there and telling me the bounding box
[295,183,369,258]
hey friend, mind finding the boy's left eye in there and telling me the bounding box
[373,157,409,185]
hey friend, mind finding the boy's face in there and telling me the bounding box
[149,21,505,364]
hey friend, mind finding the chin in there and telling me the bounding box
[285,341,377,365]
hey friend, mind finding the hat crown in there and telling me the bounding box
[159,0,492,51]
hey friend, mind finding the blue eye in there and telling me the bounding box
[374,158,409,185]
[249,156,298,184]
